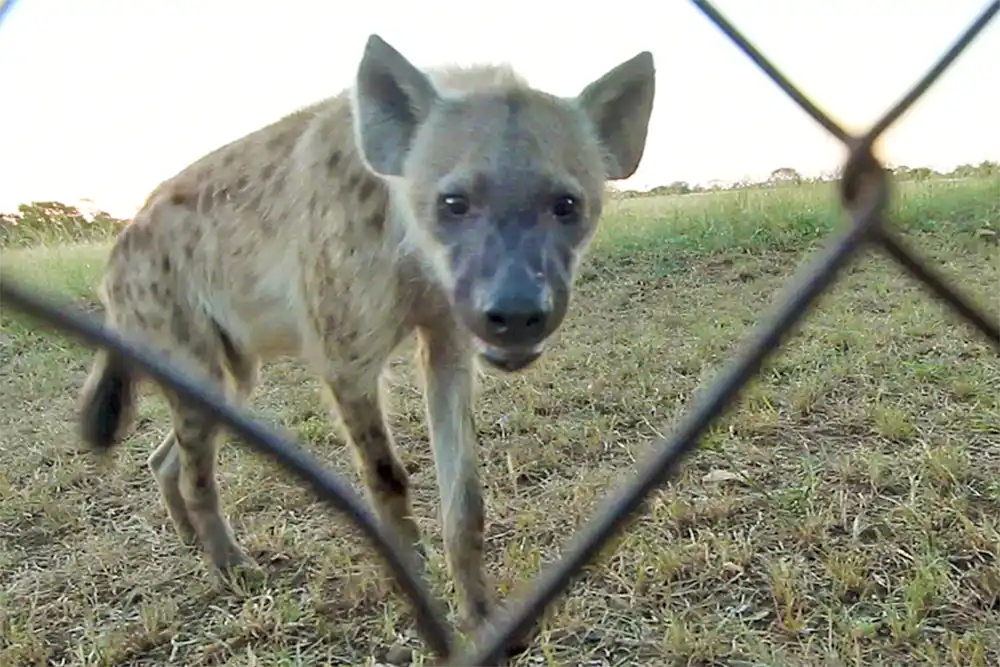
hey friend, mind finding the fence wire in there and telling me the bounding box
[1,1,999,665]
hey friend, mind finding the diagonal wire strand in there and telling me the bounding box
[864,0,1000,143]
[689,0,850,143]
[869,225,1000,348]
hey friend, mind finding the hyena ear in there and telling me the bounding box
[352,34,440,177]
[574,51,656,180]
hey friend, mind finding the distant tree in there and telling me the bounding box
[947,163,977,178]
[0,201,125,248]
[891,165,913,179]
[647,181,693,196]
[891,165,942,182]
[768,167,802,185]
[974,160,998,177]
[940,161,997,179]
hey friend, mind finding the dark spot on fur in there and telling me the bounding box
[170,304,189,344]
[367,212,385,232]
[262,164,275,180]
[358,179,377,203]
[363,424,384,444]
[267,134,287,151]
[471,596,491,623]
[466,479,485,536]
[191,340,210,360]
[170,191,190,207]
[122,234,136,255]
[374,458,407,496]
[308,194,318,215]
[196,190,213,214]
[347,172,361,190]
[215,320,246,377]
[236,176,248,190]
[328,150,342,171]
[162,256,171,273]
[194,473,211,490]
[135,224,153,244]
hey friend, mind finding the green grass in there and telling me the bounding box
[596,176,999,256]
[1,176,998,666]
[1,240,111,301]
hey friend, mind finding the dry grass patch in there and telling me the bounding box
[1,180,998,666]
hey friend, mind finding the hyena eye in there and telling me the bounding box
[438,194,471,218]
[551,195,580,223]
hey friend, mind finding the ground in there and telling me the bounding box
[1,177,998,666]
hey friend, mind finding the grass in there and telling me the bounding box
[1,175,998,666]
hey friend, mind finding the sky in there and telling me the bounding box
[0,0,997,218]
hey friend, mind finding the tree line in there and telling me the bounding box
[0,200,124,248]
[611,159,998,199]
[2,161,996,248]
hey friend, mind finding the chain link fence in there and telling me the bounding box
[2,1,999,664]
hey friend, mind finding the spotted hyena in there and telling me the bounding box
[78,34,655,641]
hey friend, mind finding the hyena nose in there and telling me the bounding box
[480,294,552,347]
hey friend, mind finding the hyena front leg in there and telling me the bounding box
[324,376,426,572]
[415,326,494,628]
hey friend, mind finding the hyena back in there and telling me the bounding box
[78,34,655,638]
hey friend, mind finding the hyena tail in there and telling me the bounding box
[79,349,137,451]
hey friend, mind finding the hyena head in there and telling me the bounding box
[351,35,656,372]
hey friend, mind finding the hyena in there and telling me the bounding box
[78,34,655,639]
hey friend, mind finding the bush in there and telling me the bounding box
[0,201,126,249]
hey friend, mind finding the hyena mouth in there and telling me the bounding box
[473,338,544,372]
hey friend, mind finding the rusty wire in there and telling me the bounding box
[1,1,999,665]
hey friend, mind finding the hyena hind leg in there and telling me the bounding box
[147,331,260,550]
[145,325,261,573]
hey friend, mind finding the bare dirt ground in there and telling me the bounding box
[2,229,998,666]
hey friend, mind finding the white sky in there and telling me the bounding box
[0,0,997,218]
